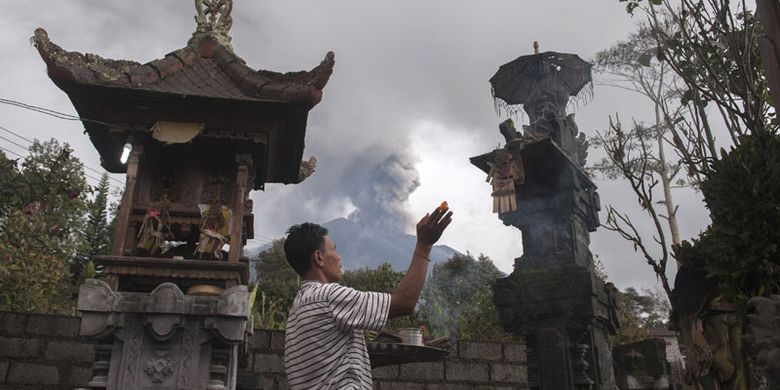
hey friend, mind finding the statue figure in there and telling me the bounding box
[499,118,521,143]
[136,194,172,255]
[673,266,748,390]
[194,203,232,260]
[486,148,524,213]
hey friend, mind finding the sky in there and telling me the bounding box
[0,1,712,293]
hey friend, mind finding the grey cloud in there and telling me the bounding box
[1,0,707,291]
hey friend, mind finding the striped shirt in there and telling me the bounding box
[284,281,391,389]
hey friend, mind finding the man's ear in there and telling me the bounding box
[311,250,324,267]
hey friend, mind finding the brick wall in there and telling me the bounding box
[244,329,530,390]
[0,312,529,389]
[0,312,93,390]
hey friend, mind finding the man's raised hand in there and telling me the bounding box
[416,205,453,247]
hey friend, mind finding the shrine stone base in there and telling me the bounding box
[77,279,250,390]
[494,262,619,390]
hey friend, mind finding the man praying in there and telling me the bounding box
[282,205,453,389]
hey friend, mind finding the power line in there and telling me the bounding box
[0,145,25,159]
[0,123,125,186]
[253,234,278,242]
[0,145,116,190]
[246,239,273,245]
[0,137,122,188]
[0,124,34,144]
[0,97,112,126]
[0,133,29,151]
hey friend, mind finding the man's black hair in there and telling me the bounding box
[284,222,328,277]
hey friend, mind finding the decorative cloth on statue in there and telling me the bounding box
[487,148,524,213]
[194,204,232,260]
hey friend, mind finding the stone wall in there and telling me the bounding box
[244,329,530,390]
[0,312,530,389]
[0,312,93,390]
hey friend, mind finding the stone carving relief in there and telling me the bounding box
[143,351,174,384]
[179,324,199,389]
[122,319,144,388]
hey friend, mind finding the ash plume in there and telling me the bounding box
[345,151,420,232]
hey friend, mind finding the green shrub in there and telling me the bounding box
[675,132,780,301]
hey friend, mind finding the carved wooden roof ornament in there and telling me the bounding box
[193,0,234,49]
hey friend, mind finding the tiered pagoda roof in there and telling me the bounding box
[32,1,333,187]
[33,28,334,107]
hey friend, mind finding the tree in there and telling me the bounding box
[253,238,299,329]
[674,132,780,301]
[591,119,677,298]
[250,242,515,342]
[341,262,403,293]
[600,0,778,298]
[591,19,690,298]
[0,139,89,313]
[252,240,414,330]
[624,0,776,179]
[72,172,111,284]
[341,262,420,330]
[613,287,671,345]
[593,18,688,244]
[609,3,777,386]
[419,253,512,341]
[613,0,778,296]
[83,173,111,258]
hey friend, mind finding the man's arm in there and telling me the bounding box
[389,206,453,318]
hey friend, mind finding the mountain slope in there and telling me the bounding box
[247,218,460,281]
[323,218,459,270]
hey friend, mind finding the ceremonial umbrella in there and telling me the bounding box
[489,51,592,107]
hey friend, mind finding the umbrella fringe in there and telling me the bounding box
[492,83,523,123]
[493,97,526,125]
[567,81,594,113]
[493,88,592,126]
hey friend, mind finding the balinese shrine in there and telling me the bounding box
[33,1,332,388]
[471,47,619,389]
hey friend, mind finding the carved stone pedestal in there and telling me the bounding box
[77,279,250,390]
[494,262,618,390]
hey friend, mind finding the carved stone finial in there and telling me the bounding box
[299,156,317,182]
[193,0,233,47]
